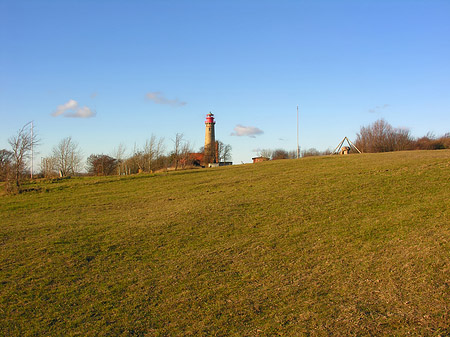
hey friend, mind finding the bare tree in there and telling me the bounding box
[87,154,118,176]
[272,149,289,160]
[355,119,413,153]
[217,141,232,162]
[40,156,57,178]
[180,140,193,169]
[144,135,165,172]
[172,133,184,170]
[112,143,127,175]
[130,143,145,173]
[301,148,321,157]
[124,156,138,175]
[258,149,273,159]
[0,149,12,182]
[391,128,413,151]
[288,150,297,159]
[154,137,166,169]
[52,137,83,177]
[7,124,38,192]
[143,135,156,172]
[127,136,167,174]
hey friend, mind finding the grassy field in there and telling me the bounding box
[1,150,450,336]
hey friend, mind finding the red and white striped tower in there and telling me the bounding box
[204,112,216,163]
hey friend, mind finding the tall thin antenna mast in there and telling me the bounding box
[296,105,299,159]
[31,121,33,179]
[24,120,34,179]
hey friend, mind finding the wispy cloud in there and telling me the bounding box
[231,125,264,138]
[52,99,96,118]
[146,92,186,107]
[369,104,390,113]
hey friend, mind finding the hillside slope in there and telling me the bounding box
[1,150,450,336]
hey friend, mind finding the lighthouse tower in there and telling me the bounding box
[204,112,216,164]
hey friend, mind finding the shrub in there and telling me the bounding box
[355,119,413,153]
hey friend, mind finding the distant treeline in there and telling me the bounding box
[255,148,332,160]
[1,119,449,193]
[355,119,450,153]
[40,135,231,178]
[1,128,231,193]
[257,119,449,160]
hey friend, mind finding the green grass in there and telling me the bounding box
[1,150,450,336]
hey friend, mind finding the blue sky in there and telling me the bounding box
[1,0,449,165]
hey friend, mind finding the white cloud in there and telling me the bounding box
[52,99,96,118]
[52,99,78,117]
[231,124,264,138]
[66,106,95,118]
[146,92,186,107]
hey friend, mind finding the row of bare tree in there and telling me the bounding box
[355,119,450,153]
[256,119,449,161]
[256,148,331,160]
[43,133,232,177]
[1,125,233,192]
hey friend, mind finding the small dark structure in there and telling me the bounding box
[252,156,270,163]
[208,162,233,168]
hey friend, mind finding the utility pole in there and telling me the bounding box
[31,121,33,179]
[24,121,34,179]
[296,105,300,159]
